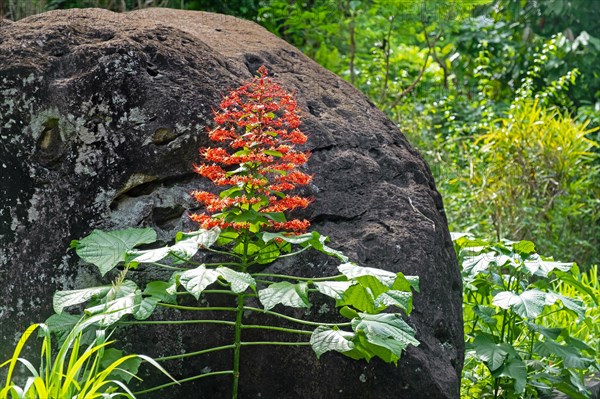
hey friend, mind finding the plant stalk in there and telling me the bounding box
[231,291,244,399]
[232,233,250,399]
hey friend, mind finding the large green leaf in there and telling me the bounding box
[512,240,536,255]
[351,313,419,358]
[375,290,413,314]
[524,255,573,277]
[533,340,595,369]
[473,335,509,372]
[73,228,157,275]
[463,252,512,275]
[217,267,255,293]
[134,297,159,320]
[544,292,586,319]
[261,231,349,262]
[356,333,404,364]
[497,358,527,394]
[143,281,176,303]
[338,263,397,287]
[135,228,220,262]
[525,322,563,340]
[179,265,221,299]
[339,306,359,320]
[396,274,420,293]
[553,381,591,399]
[472,305,498,327]
[85,281,141,327]
[493,289,547,318]
[255,243,280,264]
[563,335,595,355]
[313,281,352,300]
[53,286,112,314]
[338,275,390,313]
[338,284,377,313]
[45,313,92,344]
[258,281,309,311]
[309,326,355,358]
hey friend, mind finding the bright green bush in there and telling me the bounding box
[469,100,599,265]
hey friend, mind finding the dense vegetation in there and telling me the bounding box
[2,0,599,398]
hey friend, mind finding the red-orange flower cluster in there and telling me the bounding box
[191,66,312,233]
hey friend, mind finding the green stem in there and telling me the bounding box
[156,344,235,361]
[148,262,187,271]
[203,289,247,296]
[527,330,535,360]
[216,279,230,287]
[205,246,244,260]
[174,290,255,297]
[159,303,349,328]
[275,245,311,258]
[241,325,312,335]
[203,262,245,267]
[499,309,508,343]
[493,377,499,399]
[134,370,234,395]
[117,320,235,326]
[158,303,238,312]
[232,292,244,398]
[199,290,241,296]
[242,306,351,327]
[232,232,250,399]
[240,341,311,347]
[251,273,345,282]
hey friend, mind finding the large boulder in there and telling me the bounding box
[0,8,463,398]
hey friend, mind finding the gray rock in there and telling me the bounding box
[0,8,463,398]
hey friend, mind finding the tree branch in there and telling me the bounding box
[390,20,441,107]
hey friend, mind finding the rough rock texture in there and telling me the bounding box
[0,8,463,398]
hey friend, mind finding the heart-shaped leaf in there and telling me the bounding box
[338,263,397,287]
[310,326,355,358]
[258,281,309,311]
[179,265,221,299]
[313,281,352,300]
[73,228,157,275]
[217,267,256,293]
[351,313,419,358]
[53,286,112,314]
[493,289,546,318]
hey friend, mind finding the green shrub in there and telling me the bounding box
[471,100,599,265]
[455,234,599,399]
